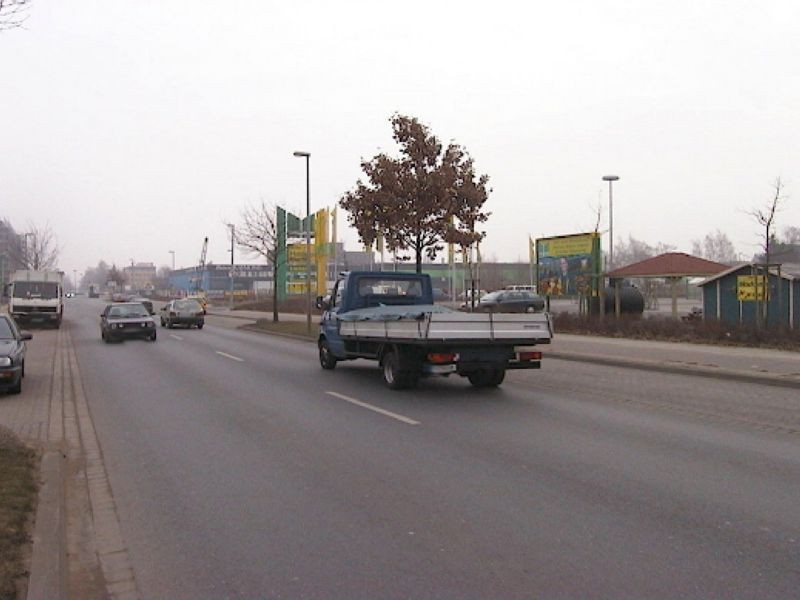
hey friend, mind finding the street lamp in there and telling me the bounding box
[602,175,620,268]
[228,224,235,310]
[169,250,175,271]
[73,270,77,293]
[293,150,312,334]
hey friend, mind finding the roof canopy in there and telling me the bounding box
[607,252,728,279]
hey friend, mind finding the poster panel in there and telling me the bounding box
[536,233,599,297]
[737,275,769,301]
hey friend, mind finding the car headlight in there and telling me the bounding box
[0,357,11,367]
[111,323,118,329]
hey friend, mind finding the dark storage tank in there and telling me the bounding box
[604,281,645,314]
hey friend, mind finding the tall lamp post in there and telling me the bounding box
[228,225,235,309]
[602,175,620,268]
[293,150,312,334]
[168,250,175,270]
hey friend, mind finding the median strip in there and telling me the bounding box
[215,351,245,362]
[325,391,420,425]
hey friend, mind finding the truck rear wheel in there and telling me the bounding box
[467,368,505,388]
[319,340,337,370]
[382,350,418,390]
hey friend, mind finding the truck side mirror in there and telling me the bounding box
[315,296,330,310]
[20,331,33,341]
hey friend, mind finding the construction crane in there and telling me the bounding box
[193,237,208,293]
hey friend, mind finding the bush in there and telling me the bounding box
[551,312,800,350]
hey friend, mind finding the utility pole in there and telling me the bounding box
[602,175,620,268]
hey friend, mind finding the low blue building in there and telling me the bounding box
[699,263,800,329]
[168,264,273,297]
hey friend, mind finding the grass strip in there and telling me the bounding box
[247,319,317,340]
[0,428,38,600]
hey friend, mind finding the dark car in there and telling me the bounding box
[0,314,32,394]
[100,302,157,343]
[160,299,205,329]
[130,297,155,315]
[477,290,546,313]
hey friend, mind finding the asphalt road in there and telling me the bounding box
[67,297,800,599]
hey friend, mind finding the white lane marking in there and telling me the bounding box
[325,391,420,426]
[170,334,184,340]
[216,351,245,362]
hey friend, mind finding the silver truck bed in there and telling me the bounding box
[338,311,553,343]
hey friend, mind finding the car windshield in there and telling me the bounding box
[108,303,149,318]
[357,278,423,297]
[481,291,502,301]
[13,281,59,299]
[175,300,201,311]
[0,318,15,339]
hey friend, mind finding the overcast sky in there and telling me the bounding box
[1,0,798,278]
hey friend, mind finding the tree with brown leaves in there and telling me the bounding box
[340,114,491,273]
[0,0,32,30]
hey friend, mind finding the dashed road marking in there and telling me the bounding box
[325,391,420,425]
[170,334,184,340]
[216,351,245,362]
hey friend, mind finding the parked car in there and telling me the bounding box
[476,290,546,313]
[0,314,32,395]
[100,302,157,343]
[432,288,451,302]
[161,299,205,329]
[504,284,537,293]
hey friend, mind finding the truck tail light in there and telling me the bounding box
[427,352,457,364]
[517,351,542,361]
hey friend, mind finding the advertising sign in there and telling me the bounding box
[737,275,769,301]
[536,233,600,297]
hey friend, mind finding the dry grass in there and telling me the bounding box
[552,312,800,350]
[246,319,317,339]
[234,297,321,315]
[0,427,38,600]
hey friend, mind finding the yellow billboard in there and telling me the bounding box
[537,234,596,258]
[737,275,769,301]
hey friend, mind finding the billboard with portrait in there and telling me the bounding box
[536,233,601,297]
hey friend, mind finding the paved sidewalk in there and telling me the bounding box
[0,324,138,600]
[209,308,800,388]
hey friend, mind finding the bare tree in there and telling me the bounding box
[230,200,280,322]
[781,225,800,245]
[613,235,675,267]
[0,0,32,30]
[12,222,59,270]
[691,230,737,264]
[749,177,786,268]
[107,264,126,287]
[748,178,787,326]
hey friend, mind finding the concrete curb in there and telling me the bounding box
[239,324,315,343]
[27,450,66,600]
[207,311,263,322]
[237,323,800,389]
